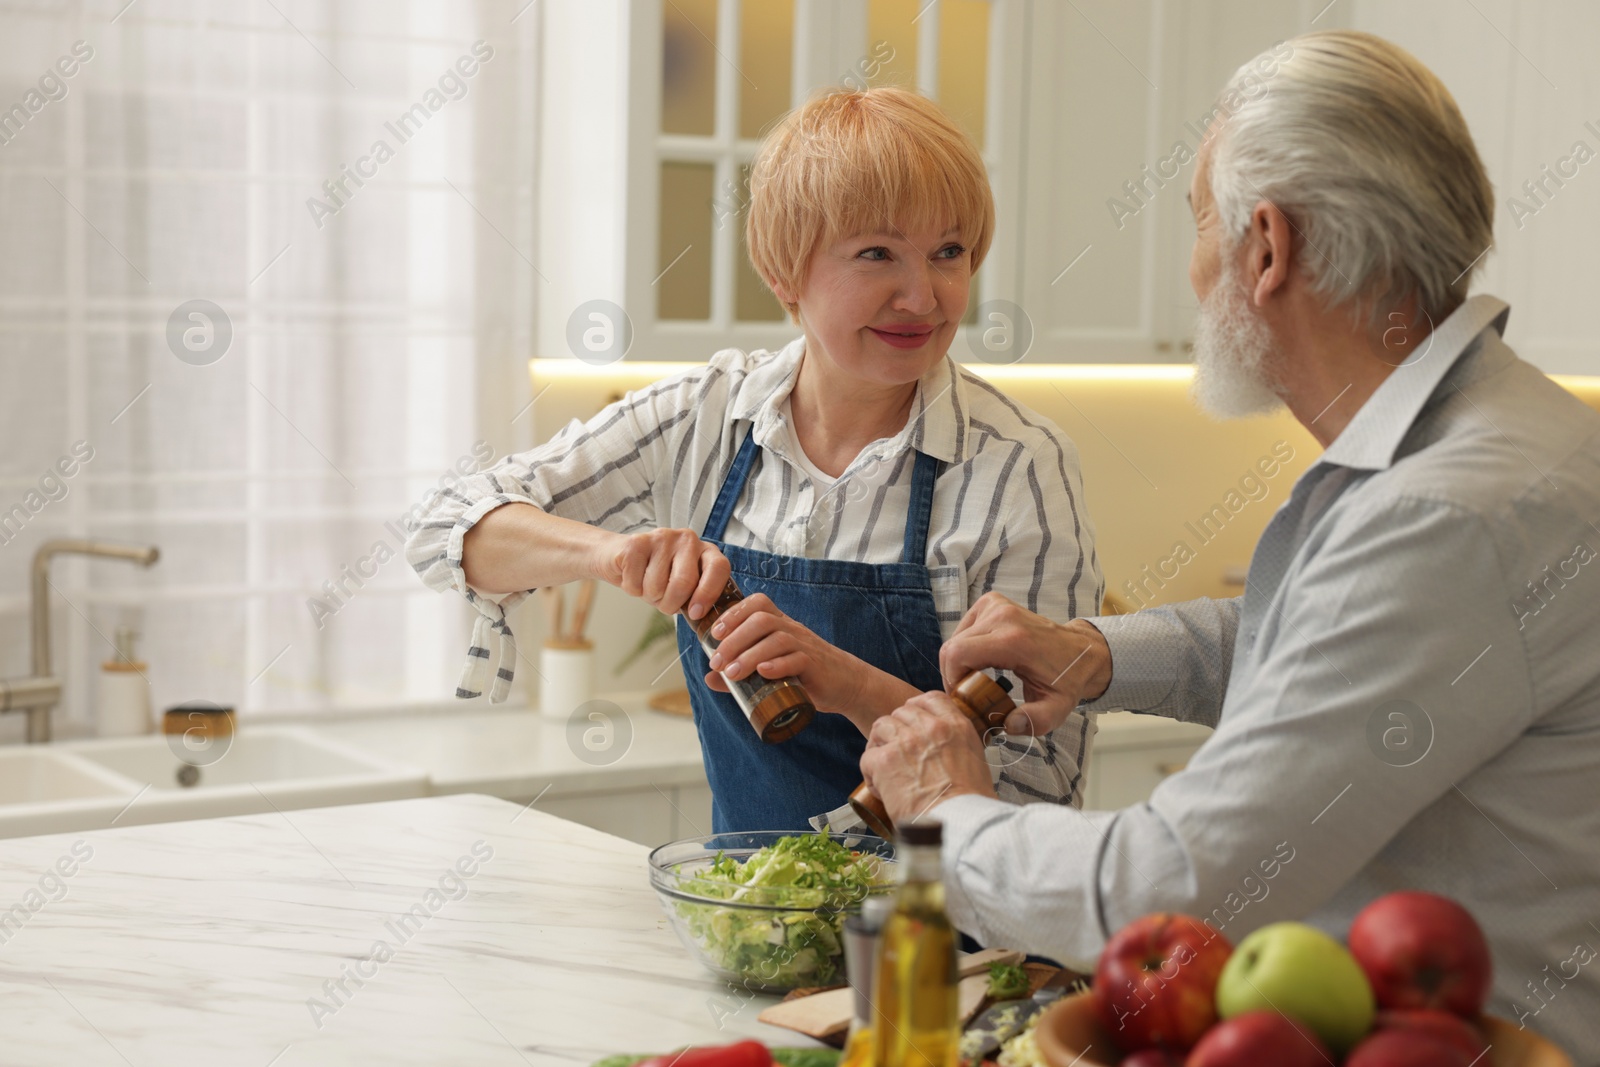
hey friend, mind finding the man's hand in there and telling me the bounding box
[861,692,997,824]
[941,592,1113,736]
[595,528,730,619]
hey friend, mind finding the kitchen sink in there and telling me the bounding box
[61,726,430,826]
[0,727,429,839]
[70,728,398,792]
[0,747,147,839]
[0,747,132,805]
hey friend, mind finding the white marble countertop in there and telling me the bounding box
[0,793,804,1065]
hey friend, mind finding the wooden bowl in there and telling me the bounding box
[1034,991,1574,1067]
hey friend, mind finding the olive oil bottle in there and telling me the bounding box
[872,822,958,1067]
[839,896,893,1067]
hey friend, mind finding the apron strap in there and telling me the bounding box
[901,450,942,564]
[702,427,760,540]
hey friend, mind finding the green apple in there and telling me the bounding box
[1215,922,1375,1053]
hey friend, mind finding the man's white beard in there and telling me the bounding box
[1190,258,1284,419]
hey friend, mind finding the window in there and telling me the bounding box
[0,3,539,733]
[657,0,794,325]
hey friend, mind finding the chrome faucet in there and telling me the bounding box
[0,540,160,743]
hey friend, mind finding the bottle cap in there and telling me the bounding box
[862,893,894,925]
[898,820,942,847]
[844,896,892,937]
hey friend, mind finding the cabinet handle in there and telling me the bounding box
[1156,761,1187,776]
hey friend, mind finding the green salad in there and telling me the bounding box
[987,961,1031,1000]
[672,832,890,988]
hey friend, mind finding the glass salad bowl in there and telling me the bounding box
[647,830,898,992]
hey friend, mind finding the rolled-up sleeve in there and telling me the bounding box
[934,495,1531,969]
[404,372,707,700]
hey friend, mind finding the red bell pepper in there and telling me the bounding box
[636,1040,774,1067]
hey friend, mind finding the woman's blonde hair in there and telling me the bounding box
[746,87,995,319]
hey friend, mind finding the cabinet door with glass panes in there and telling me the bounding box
[538,0,1029,365]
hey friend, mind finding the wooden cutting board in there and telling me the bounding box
[648,689,694,717]
[756,948,1025,1043]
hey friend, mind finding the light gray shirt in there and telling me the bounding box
[933,296,1600,1061]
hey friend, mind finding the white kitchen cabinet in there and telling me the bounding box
[1016,0,1309,362]
[1084,711,1213,810]
[536,781,715,848]
[1333,0,1600,376]
[535,713,1213,841]
[531,0,1600,373]
[674,781,715,840]
[1011,0,1600,373]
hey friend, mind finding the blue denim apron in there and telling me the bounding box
[676,430,947,833]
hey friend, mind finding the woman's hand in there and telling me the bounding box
[594,528,731,620]
[940,592,1113,736]
[860,692,998,823]
[701,593,915,731]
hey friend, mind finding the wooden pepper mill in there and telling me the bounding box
[848,671,1016,840]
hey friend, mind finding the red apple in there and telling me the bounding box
[1183,1011,1332,1067]
[1348,892,1492,1015]
[1345,1029,1474,1067]
[1374,1008,1488,1058]
[1093,913,1233,1053]
[1120,1051,1183,1067]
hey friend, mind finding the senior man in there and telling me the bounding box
[860,30,1600,1057]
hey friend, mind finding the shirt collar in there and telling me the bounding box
[728,335,805,428]
[1319,295,1511,472]
[907,355,962,464]
[729,336,966,466]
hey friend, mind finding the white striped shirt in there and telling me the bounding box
[406,338,1104,806]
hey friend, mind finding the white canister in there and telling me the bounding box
[99,661,154,736]
[539,640,594,720]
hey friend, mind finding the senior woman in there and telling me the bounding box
[407,87,1102,834]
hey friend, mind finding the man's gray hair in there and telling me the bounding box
[1208,31,1495,332]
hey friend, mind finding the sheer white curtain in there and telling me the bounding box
[0,0,538,737]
